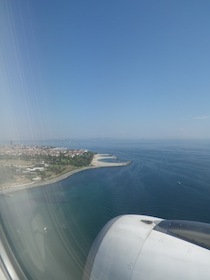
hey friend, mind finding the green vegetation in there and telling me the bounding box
[0,165,31,188]
[0,151,94,166]
[41,151,94,167]
[40,151,94,180]
[0,151,95,189]
[0,166,15,183]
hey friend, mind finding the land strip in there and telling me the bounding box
[0,152,131,194]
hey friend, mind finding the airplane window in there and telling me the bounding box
[1,1,210,279]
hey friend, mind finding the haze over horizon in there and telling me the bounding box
[1,0,210,141]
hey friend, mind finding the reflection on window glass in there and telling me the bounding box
[0,1,210,279]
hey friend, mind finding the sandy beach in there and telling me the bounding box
[0,154,131,194]
[91,154,130,167]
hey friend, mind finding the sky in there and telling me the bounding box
[0,0,210,140]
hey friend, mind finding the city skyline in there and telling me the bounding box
[1,0,210,140]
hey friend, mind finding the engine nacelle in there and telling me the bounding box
[83,215,210,280]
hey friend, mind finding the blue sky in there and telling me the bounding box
[1,0,210,140]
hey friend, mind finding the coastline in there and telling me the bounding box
[0,154,131,194]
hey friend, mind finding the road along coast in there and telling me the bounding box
[0,154,131,194]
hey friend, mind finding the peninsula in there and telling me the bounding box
[0,145,131,193]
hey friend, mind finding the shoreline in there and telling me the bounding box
[0,154,131,194]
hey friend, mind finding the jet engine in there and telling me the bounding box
[83,215,210,280]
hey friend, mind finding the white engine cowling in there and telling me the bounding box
[83,215,210,280]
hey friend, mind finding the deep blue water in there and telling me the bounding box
[1,140,210,280]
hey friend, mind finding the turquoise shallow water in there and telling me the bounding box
[1,140,210,279]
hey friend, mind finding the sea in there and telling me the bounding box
[1,139,210,280]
